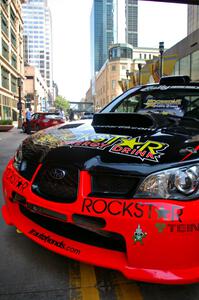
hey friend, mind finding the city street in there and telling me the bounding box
[1,128,199,300]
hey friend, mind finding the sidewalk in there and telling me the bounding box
[0,125,26,144]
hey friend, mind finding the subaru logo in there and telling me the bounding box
[49,168,66,180]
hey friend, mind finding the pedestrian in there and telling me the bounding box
[26,107,32,134]
[69,109,74,121]
[60,109,65,119]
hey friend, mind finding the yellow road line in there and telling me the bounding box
[113,272,143,300]
[80,263,100,300]
[68,261,82,300]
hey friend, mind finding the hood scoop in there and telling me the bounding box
[92,113,167,135]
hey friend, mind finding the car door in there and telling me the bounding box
[30,114,38,131]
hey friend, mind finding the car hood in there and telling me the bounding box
[21,114,199,175]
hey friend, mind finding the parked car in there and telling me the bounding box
[2,76,199,284]
[80,112,94,119]
[22,112,65,133]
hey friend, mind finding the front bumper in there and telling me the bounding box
[2,160,199,284]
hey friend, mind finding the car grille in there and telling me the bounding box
[20,205,126,252]
[90,172,140,198]
[32,164,79,202]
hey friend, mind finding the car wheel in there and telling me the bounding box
[22,125,26,133]
[36,125,40,131]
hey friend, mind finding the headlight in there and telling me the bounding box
[135,164,199,200]
[13,144,23,170]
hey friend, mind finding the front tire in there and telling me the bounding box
[36,124,40,131]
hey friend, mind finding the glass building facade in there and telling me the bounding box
[22,0,53,102]
[188,5,199,35]
[91,0,138,75]
[125,0,138,47]
[91,0,117,75]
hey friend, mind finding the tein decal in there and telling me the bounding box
[29,229,80,255]
[82,198,183,222]
[69,136,169,162]
[155,223,199,233]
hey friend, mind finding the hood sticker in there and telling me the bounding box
[69,136,169,162]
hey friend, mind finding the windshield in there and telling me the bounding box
[106,87,199,119]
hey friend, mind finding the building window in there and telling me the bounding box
[10,7,16,26]
[179,55,190,77]
[11,29,17,48]
[112,80,116,90]
[1,0,8,12]
[191,51,199,81]
[11,75,17,93]
[11,52,17,69]
[111,65,116,71]
[1,67,9,90]
[1,13,8,36]
[2,39,9,60]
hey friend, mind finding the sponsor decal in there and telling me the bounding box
[29,229,80,255]
[140,86,199,92]
[133,224,147,244]
[144,99,182,109]
[69,136,169,162]
[181,145,199,162]
[155,223,166,233]
[155,223,199,233]
[5,168,28,192]
[82,198,183,222]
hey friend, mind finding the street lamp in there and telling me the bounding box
[159,41,164,78]
[138,63,142,85]
[17,77,22,129]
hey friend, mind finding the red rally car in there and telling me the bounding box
[2,75,199,284]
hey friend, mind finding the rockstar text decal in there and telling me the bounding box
[82,198,183,222]
[5,168,29,193]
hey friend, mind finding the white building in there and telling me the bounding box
[22,0,53,106]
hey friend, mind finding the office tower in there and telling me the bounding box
[22,0,53,103]
[91,0,138,75]
[125,0,138,47]
[91,0,117,75]
[187,5,199,35]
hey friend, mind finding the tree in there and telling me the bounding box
[54,95,70,113]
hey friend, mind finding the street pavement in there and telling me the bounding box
[1,128,199,300]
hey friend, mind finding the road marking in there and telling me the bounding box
[80,263,100,300]
[113,272,143,300]
[68,261,142,300]
[68,260,82,300]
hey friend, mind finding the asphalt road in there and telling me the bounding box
[0,128,199,300]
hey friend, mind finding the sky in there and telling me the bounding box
[48,0,187,102]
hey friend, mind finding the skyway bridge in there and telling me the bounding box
[69,101,94,113]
